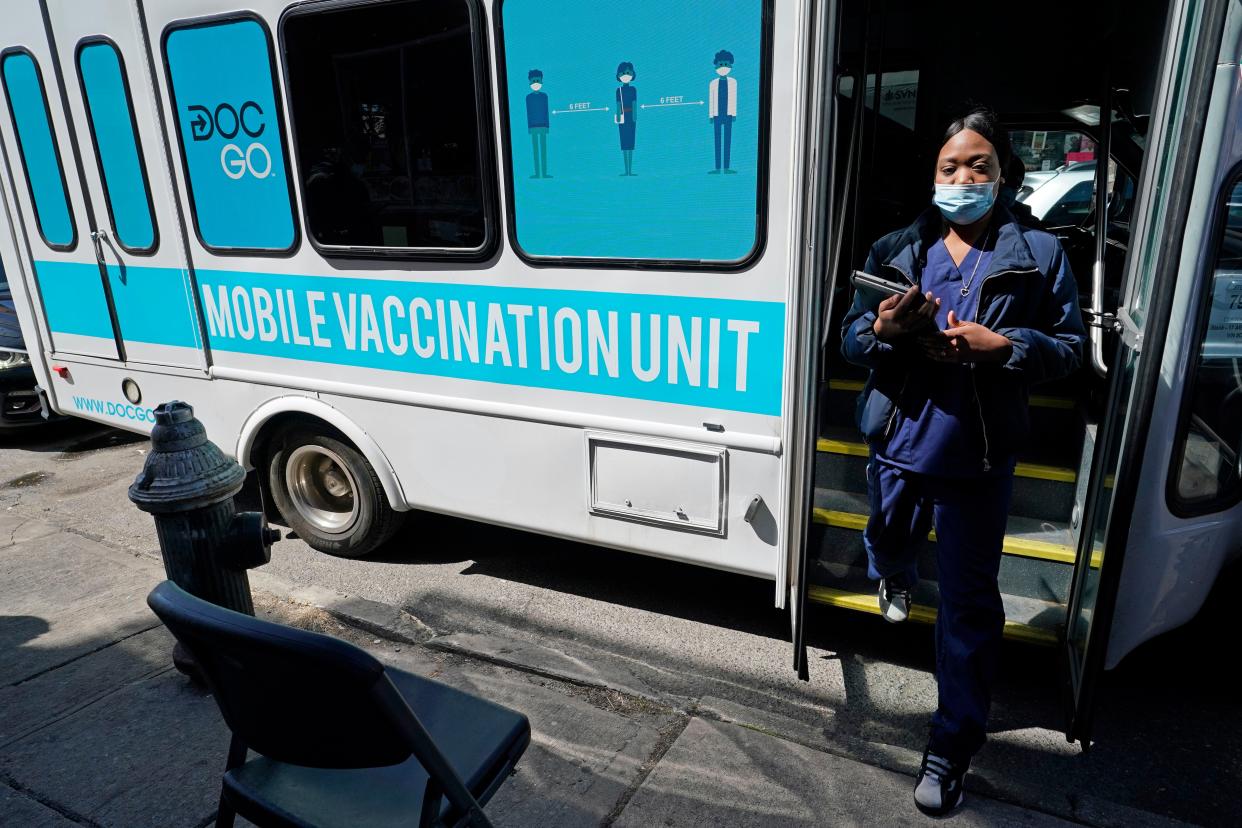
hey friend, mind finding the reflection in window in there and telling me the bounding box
[501,0,767,263]
[283,0,489,252]
[1173,179,1242,509]
[837,70,918,131]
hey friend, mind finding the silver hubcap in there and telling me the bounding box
[285,445,359,535]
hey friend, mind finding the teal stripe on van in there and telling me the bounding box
[34,260,113,339]
[30,260,785,414]
[34,260,200,348]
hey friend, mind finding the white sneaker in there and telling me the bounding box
[878,579,912,623]
[914,750,967,816]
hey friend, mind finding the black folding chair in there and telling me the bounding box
[147,581,530,828]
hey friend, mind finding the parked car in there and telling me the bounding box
[1019,164,1097,226]
[0,271,47,428]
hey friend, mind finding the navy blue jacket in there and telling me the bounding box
[526,92,550,129]
[841,206,1086,469]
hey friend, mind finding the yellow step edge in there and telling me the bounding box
[806,585,1060,646]
[827,379,1075,411]
[811,507,1103,568]
[815,438,1078,483]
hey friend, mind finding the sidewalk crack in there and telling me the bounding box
[2,775,102,827]
[0,665,174,752]
[6,623,161,689]
[599,710,692,826]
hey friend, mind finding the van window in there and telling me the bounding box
[77,40,157,253]
[282,0,493,256]
[1,51,75,250]
[498,0,769,266]
[163,17,297,254]
[1170,176,1242,513]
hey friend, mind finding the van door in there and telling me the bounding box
[0,1,120,360]
[1063,0,1230,746]
[41,0,206,369]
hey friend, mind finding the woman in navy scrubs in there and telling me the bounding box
[615,61,638,176]
[841,106,1085,816]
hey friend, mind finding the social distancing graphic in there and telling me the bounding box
[502,0,764,262]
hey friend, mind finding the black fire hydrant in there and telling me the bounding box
[129,401,279,671]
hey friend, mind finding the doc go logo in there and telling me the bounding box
[187,101,272,180]
[109,401,157,423]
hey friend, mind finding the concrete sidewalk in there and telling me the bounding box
[0,509,1085,827]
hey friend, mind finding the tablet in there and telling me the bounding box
[851,270,917,299]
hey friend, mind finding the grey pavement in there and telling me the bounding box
[0,420,1229,826]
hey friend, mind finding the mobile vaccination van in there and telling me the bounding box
[1,0,1239,743]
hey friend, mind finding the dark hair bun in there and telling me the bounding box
[942,105,1012,169]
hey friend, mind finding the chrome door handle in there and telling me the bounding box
[89,228,107,263]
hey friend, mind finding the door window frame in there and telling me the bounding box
[0,46,78,252]
[73,36,159,256]
[1166,158,1242,517]
[277,0,501,263]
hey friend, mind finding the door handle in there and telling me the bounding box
[90,229,127,285]
[89,228,107,264]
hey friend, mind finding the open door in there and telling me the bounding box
[1063,0,1230,746]
[790,0,838,679]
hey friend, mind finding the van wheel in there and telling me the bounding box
[267,427,404,558]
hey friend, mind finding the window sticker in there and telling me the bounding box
[164,18,295,252]
[501,0,766,264]
[2,52,75,249]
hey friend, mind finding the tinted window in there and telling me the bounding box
[499,0,768,264]
[164,18,297,253]
[77,41,157,253]
[1172,177,1242,511]
[1,51,75,249]
[283,0,489,253]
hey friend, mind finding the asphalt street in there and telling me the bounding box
[1,418,1237,826]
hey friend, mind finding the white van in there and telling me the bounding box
[0,0,1238,744]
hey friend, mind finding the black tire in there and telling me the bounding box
[267,426,405,558]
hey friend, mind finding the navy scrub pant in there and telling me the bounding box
[862,457,1013,764]
[713,116,733,169]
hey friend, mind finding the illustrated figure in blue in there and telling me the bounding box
[708,50,738,174]
[614,62,637,176]
[526,69,550,179]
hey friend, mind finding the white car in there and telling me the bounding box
[1019,162,1097,225]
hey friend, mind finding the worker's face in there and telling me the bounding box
[935,129,1003,187]
[715,62,732,76]
[530,81,543,91]
[619,73,634,84]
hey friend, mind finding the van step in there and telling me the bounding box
[814,428,1078,523]
[811,490,1075,604]
[806,564,1065,647]
[818,379,1084,467]
[813,488,1076,562]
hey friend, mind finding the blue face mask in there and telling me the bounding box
[933,181,998,225]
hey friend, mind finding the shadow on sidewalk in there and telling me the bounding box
[332,508,1241,827]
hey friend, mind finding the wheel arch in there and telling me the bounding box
[235,395,410,513]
